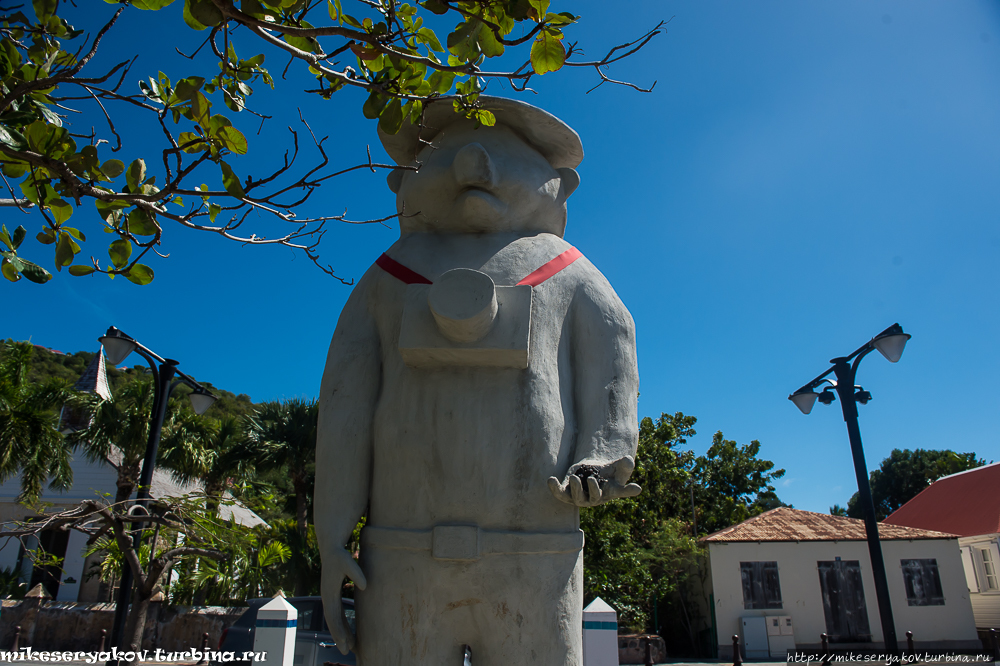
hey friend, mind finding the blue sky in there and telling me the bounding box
[5,1,1000,513]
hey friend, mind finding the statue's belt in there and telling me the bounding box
[362,525,584,561]
[375,247,583,286]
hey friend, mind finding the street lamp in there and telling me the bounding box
[788,323,910,652]
[97,326,217,652]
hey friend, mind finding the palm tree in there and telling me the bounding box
[0,340,75,503]
[246,398,317,595]
[158,413,258,514]
[68,376,166,504]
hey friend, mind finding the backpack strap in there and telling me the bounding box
[376,246,582,286]
[375,253,432,285]
[516,247,582,287]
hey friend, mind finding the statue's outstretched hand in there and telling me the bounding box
[321,548,368,655]
[547,456,642,507]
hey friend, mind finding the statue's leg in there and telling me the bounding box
[468,550,583,666]
[355,533,582,666]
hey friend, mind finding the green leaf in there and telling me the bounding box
[68,264,96,276]
[427,70,456,94]
[62,226,86,242]
[49,198,72,225]
[544,12,577,27]
[102,159,125,178]
[125,263,154,285]
[528,0,550,17]
[477,23,505,58]
[409,99,423,125]
[178,131,206,153]
[131,0,179,9]
[32,0,57,21]
[96,199,130,223]
[209,203,222,222]
[216,126,248,154]
[420,0,448,15]
[173,76,205,101]
[474,109,496,127]
[126,159,147,191]
[220,161,246,198]
[417,27,443,52]
[378,98,404,135]
[186,0,222,27]
[108,239,132,268]
[530,30,565,74]
[0,225,11,249]
[0,125,27,149]
[127,208,159,236]
[36,229,55,245]
[20,260,52,283]
[190,92,211,125]
[1,259,19,282]
[11,225,26,249]
[362,92,390,120]
[54,233,78,269]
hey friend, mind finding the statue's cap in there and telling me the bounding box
[378,96,584,169]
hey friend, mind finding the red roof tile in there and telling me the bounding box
[700,507,955,543]
[883,462,1000,537]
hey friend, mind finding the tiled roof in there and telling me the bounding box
[884,462,1000,538]
[700,506,956,543]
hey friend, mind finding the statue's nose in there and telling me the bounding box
[452,142,497,189]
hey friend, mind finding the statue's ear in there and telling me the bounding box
[387,168,405,193]
[557,167,580,199]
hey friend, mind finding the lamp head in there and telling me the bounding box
[817,388,837,405]
[789,391,819,415]
[872,325,911,363]
[189,388,216,416]
[98,326,137,365]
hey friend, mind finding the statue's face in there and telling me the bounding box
[393,119,577,235]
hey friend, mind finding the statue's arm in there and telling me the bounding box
[548,265,641,506]
[315,274,381,653]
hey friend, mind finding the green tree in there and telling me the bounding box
[580,413,787,639]
[0,1,661,284]
[691,431,786,536]
[2,495,234,666]
[67,375,172,503]
[0,340,75,503]
[580,412,698,630]
[844,448,985,520]
[158,413,258,513]
[246,398,318,594]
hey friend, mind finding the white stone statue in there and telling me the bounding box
[315,96,640,666]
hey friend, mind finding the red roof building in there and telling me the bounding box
[883,462,1000,537]
[883,463,1000,631]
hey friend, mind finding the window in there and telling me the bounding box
[900,559,945,606]
[740,561,782,609]
[980,547,999,591]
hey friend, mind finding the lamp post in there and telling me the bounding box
[788,323,911,652]
[98,326,216,653]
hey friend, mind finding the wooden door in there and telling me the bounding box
[817,560,872,642]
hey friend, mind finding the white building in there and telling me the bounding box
[701,507,980,659]
[884,462,1000,638]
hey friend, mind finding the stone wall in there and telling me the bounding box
[0,599,245,652]
[617,634,666,664]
